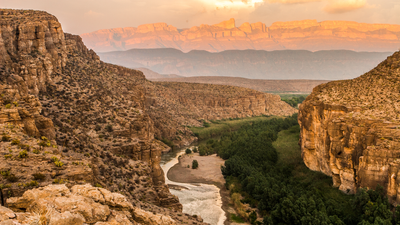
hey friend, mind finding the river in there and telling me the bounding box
[160,146,226,225]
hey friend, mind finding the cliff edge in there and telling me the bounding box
[298,51,400,203]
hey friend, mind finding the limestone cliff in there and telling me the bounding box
[298,51,400,203]
[81,19,400,53]
[146,82,297,147]
[0,9,211,224]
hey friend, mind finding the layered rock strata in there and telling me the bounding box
[81,18,400,53]
[298,51,400,203]
[0,9,209,223]
[145,82,297,146]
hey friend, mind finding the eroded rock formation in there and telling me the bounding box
[81,19,400,53]
[2,184,177,225]
[298,51,400,203]
[0,9,209,224]
[145,82,297,147]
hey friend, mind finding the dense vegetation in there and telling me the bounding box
[197,114,399,224]
[280,94,308,108]
[190,116,278,140]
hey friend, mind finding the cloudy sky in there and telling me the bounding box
[2,0,399,34]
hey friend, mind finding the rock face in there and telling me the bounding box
[1,184,176,225]
[298,51,400,203]
[81,19,400,53]
[145,82,297,147]
[0,9,212,224]
[0,9,295,223]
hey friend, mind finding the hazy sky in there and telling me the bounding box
[2,0,399,34]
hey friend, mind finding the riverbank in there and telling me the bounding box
[168,153,238,225]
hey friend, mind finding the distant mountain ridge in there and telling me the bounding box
[99,49,392,80]
[81,19,400,53]
[150,76,328,94]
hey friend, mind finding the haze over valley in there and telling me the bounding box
[1,0,400,224]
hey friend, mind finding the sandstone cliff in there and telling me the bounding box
[298,51,400,203]
[0,9,210,224]
[81,19,400,53]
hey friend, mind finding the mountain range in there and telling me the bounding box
[99,49,392,80]
[81,18,400,53]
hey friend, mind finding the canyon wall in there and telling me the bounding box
[298,51,400,203]
[148,75,329,93]
[145,82,297,146]
[0,9,296,223]
[81,18,400,53]
[0,9,210,224]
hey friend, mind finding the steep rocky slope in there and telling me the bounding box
[81,19,400,53]
[145,82,296,147]
[99,49,391,80]
[0,9,210,224]
[298,51,400,203]
[0,9,297,224]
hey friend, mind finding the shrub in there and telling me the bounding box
[5,104,11,109]
[6,174,19,182]
[106,124,113,132]
[54,161,64,167]
[24,180,39,187]
[161,138,174,149]
[51,156,59,162]
[11,139,20,145]
[185,148,192,154]
[192,160,199,169]
[1,135,11,142]
[95,183,103,188]
[12,101,18,107]
[53,179,65,184]
[18,150,28,158]
[4,154,12,159]
[33,173,46,180]
[193,147,198,153]
[32,149,40,154]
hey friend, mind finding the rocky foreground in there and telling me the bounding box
[1,184,178,225]
[0,9,295,224]
[298,51,400,203]
[81,18,400,53]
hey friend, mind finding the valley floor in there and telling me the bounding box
[168,153,235,225]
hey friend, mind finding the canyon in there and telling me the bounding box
[99,49,392,80]
[147,75,328,94]
[81,18,400,53]
[298,50,400,203]
[0,9,296,224]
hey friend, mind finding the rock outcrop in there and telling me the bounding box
[146,82,297,147]
[298,51,400,203]
[81,19,400,53]
[1,184,177,225]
